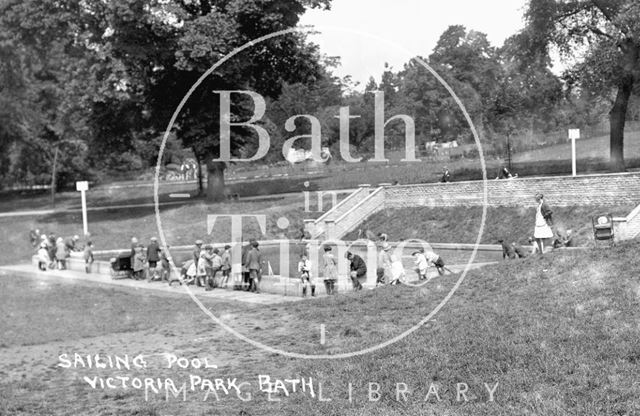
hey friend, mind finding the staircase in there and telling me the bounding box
[305,185,385,240]
[613,204,640,241]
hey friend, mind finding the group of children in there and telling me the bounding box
[128,237,172,281]
[297,246,368,297]
[377,242,447,286]
[33,229,94,273]
[296,239,448,297]
[179,240,233,290]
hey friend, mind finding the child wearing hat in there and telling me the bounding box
[132,243,147,280]
[37,242,51,271]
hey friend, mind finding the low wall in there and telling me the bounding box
[383,172,640,208]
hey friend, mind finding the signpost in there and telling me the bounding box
[76,181,89,236]
[568,129,580,177]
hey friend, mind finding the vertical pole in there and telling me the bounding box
[571,137,577,177]
[81,190,88,235]
[507,133,512,171]
[50,146,59,208]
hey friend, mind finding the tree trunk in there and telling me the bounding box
[609,77,633,172]
[194,152,204,196]
[206,160,226,202]
[50,146,59,208]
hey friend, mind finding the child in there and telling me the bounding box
[180,259,196,286]
[197,246,213,288]
[298,254,315,297]
[412,251,428,280]
[132,243,146,280]
[208,248,223,290]
[84,241,94,274]
[346,251,366,291]
[498,239,516,260]
[246,241,263,293]
[159,246,171,282]
[423,249,446,276]
[147,237,161,281]
[388,253,405,285]
[376,242,392,286]
[37,242,50,271]
[512,242,528,258]
[55,237,67,270]
[219,245,231,288]
[322,246,338,295]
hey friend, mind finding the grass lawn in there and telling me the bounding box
[1,240,639,415]
[0,194,324,266]
[513,129,640,163]
[348,204,638,247]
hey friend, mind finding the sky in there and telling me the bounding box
[299,0,529,88]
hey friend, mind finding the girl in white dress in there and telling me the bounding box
[533,193,554,254]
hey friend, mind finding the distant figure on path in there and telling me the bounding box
[497,166,516,180]
[440,167,451,183]
[533,193,554,254]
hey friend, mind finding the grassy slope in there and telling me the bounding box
[349,204,638,246]
[1,242,639,415]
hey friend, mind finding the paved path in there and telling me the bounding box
[0,264,303,305]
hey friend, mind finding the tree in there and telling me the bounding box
[0,0,100,203]
[523,0,640,171]
[94,0,332,201]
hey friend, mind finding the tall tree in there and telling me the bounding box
[523,0,640,171]
[0,0,101,202]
